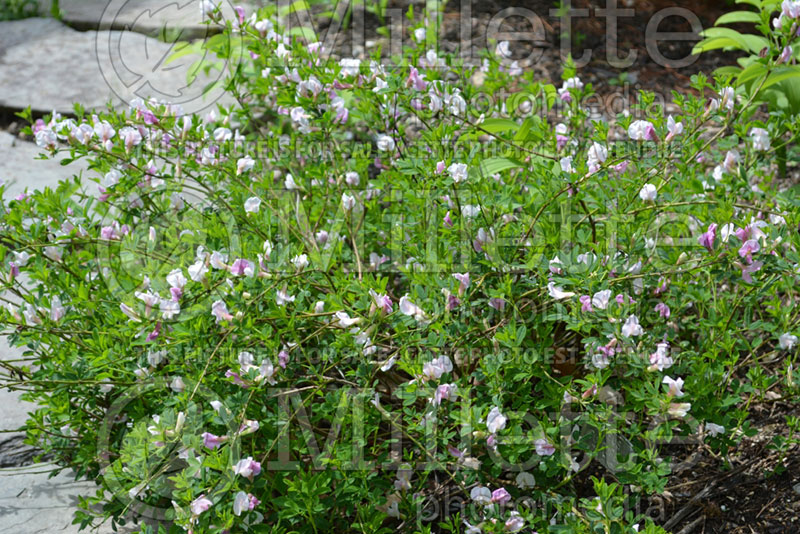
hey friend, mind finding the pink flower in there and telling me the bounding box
[211,300,234,323]
[628,120,658,142]
[191,495,213,515]
[229,258,254,277]
[232,456,262,480]
[443,211,454,228]
[146,322,162,342]
[225,369,249,388]
[369,289,393,315]
[407,67,427,91]
[655,302,670,318]
[488,298,505,311]
[738,239,760,263]
[202,432,226,449]
[698,223,717,252]
[433,383,457,405]
[665,115,683,143]
[453,273,470,296]
[737,259,763,283]
[233,491,260,516]
[505,512,525,532]
[278,349,289,368]
[491,487,511,505]
[446,293,461,311]
[535,438,555,456]
[579,295,593,312]
[778,45,793,64]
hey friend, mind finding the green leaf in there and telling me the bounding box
[693,37,743,55]
[697,28,768,54]
[737,62,768,85]
[477,118,518,134]
[715,11,762,25]
[473,157,524,178]
[714,66,743,77]
[761,66,800,91]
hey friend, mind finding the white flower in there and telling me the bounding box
[291,254,309,270]
[639,183,657,202]
[341,193,356,211]
[621,315,643,337]
[470,486,492,506]
[170,376,186,392]
[587,142,608,173]
[414,27,426,41]
[549,256,564,275]
[560,156,575,173]
[232,491,249,516]
[147,350,167,367]
[160,299,180,320]
[486,406,507,433]
[339,58,361,77]
[422,355,452,380]
[666,115,683,139]
[11,251,31,266]
[548,282,575,300]
[399,296,426,322]
[649,342,673,371]
[720,86,735,111]
[496,40,512,59]
[461,204,481,218]
[373,77,388,92]
[515,471,535,489]
[779,333,798,350]
[376,134,395,152]
[447,163,468,183]
[244,196,261,213]
[188,260,208,282]
[591,290,612,310]
[706,422,725,437]
[750,127,770,151]
[210,251,228,270]
[345,171,360,186]
[276,288,296,306]
[712,165,724,182]
[662,376,685,397]
[627,120,656,141]
[591,353,610,369]
[284,174,299,190]
[668,402,691,418]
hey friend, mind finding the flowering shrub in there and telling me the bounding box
[2,2,800,533]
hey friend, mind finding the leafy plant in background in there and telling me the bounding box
[0,1,799,534]
[694,0,800,177]
[0,0,38,21]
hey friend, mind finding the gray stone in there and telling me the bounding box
[0,338,32,433]
[0,18,235,116]
[43,0,253,40]
[0,463,131,533]
[0,132,90,200]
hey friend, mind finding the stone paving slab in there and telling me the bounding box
[0,18,234,116]
[0,464,131,534]
[44,0,256,40]
[1,132,90,200]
